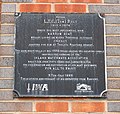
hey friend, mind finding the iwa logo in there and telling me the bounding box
[27,83,48,93]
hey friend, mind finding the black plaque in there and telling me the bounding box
[14,13,106,97]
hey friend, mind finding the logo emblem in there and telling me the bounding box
[75,83,93,93]
[27,83,48,93]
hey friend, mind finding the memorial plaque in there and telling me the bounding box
[14,13,107,97]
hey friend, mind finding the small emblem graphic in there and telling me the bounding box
[76,83,91,91]
[75,83,93,93]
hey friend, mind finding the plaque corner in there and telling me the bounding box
[100,90,107,98]
[13,90,20,98]
[98,13,105,19]
[14,13,22,18]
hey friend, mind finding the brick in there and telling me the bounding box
[0,68,14,78]
[0,46,14,56]
[107,46,120,56]
[108,102,120,112]
[71,0,102,3]
[0,102,32,112]
[106,36,120,45]
[105,15,120,24]
[55,4,86,13]
[20,4,51,12]
[2,4,16,13]
[0,91,13,100]
[107,57,120,67]
[106,26,120,35]
[1,25,14,34]
[72,102,105,112]
[107,91,120,100]
[108,80,120,89]
[36,102,68,112]
[0,35,14,45]
[89,5,120,14]
[0,80,13,89]
[107,68,120,78]
[0,57,14,67]
[0,112,14,114]
[36,0,67,2]
[2,0,32,2]
[105,0,120,4]
[89,112,106,114]
[1,15,15,24]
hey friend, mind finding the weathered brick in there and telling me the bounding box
[106,26,120,35]
[2,0,32,2]
[106,36,120,45]
[89,112,106,114]
[72,102,105,112]
[71,0,102,3]
[108,80,120,89]
[0,91,13,100]
[2,4,16,13]
[0,46,14,56]
[0,35,14,45]
[0,112,15,114]
[105,0,120,4]
[36,102,68,112]
[107,91,120,100]
[55,4,86,13]
[1,25,14,34]
[108,102,120,112]
[36,0,67,2]
[20,4,51,12]
[0,68,14,78]
[0,80,13,89]
[1,15,15,24]
[107,57,120,67]
[107,46,120,56]
[107,68,120,78]
[0,102,32,112]
[0,57,14,67]
[89,5,120,14]
[105,15,120,24]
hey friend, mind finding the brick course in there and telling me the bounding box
[36,0,68,2]
[107,46,120,56]
[1,15,15,24]
[107,91,120,100]
[2,4,16,12]
[105,0,120,4]
[0,46,14,56]
[107,36,120,45]
[107,68,120,78]
[1,25,14,34]
[89,5,120,13]
[0,91,13,100]
[0,57,14,67]
[71,0,102,3]
[0,80,13,89]
[0,102,32,112]
[2,0,32,2]
[55,4,87,13]
[36,102,68,112]
[20,4,51,12]
[72,102,105,112]
[108,102,120,112]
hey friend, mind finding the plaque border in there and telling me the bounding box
[13,13,107,98]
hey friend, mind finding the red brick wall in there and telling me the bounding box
[0,0,120,113]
